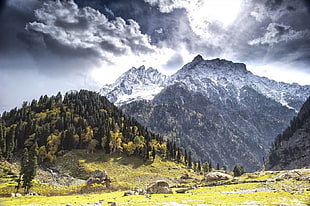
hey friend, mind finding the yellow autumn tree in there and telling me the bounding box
[109,124,123,153]
[123,141,135,156]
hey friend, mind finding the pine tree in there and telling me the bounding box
[202,162,210,173]
[0,120,6,158]
[188,150,192,168]
[233,164,245,177]
[21,143,38,193]
[176,148,181,163]
[209,161,212,171]
[6,125,16,161]
[152,147,156,161]
[197,161,201,172]
[216,163,220,170]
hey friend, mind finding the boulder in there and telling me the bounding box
[124,190,136,196]
[202,172,233,182]
[87,170,111,187]
[123,188,146,196]
[11,193,22,197]
[175,188,190,193]
[146,180,172,194]
[180,173,192,179]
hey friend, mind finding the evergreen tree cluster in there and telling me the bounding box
[267,96,310,168]
[0,90,189,165]
[233,164,245,177]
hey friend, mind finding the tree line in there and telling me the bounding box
[0,90,195,192]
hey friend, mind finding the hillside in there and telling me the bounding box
[266,96,310,170]
[0,90,195,195]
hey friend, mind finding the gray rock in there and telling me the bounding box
[11,193,22,197]
[146,180,172,194]
[202,172,233,182]
[87,170,111,187]
[175,188,189,193]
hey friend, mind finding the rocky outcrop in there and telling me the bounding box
[124,188,147,196]
[202,172,233,182]
[87,170,111,187]
[146,180,172,194]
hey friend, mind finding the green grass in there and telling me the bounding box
[2,182,310,205]
[1,151,310,205]
[54,150,197,189]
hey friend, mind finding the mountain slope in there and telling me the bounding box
[266,96,310,170]
[101,55,310,171]
[122,83,294,171]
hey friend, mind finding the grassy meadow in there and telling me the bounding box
[1,150,310,205]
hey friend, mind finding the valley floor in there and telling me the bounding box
[1,180,310,206]
[1,151,310,205]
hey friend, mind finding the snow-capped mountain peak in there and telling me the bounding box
[100,55,310,112]
[99,65,167,105]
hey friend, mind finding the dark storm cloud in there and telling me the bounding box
[74,0,195,47]
[265,0,283,10]
[0,0,37,54]
[115,0,310,74]
[248,22,310,46]
[303,0,310,12]
[0,0,6,14]
[25,0,155,60]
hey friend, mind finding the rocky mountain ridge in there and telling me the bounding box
[100,55,310,112]
[100,66,167,105]
[100,55,310,171]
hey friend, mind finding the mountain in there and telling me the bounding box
[100,55,310,171]
[100,66,167,105]
[265,96,310,170]
[101,55,309,112]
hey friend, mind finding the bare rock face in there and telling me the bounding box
[87,170,111,187]
[146,180,172,194]
[202,172,233,182]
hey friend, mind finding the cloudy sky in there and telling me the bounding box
[0,0,310,112]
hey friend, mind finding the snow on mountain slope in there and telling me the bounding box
[100,55,310,112]
[99,66,167,106]
[170,55,310,112]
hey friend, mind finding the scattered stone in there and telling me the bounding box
[94,200,103,206]
[27,192,42,196]
[87,170,111,187]
[123,190,135,196]
[222,188,275,194]
[108,202,116,206]
[11,193,22,197]
[202,172,233,182]
[275,172,301,181]
[146,180,172,194]
[172,166,179,170]
[135,188,147,195]
[66,203,72,206]
[123,188,146,196]
[175,188,190,193]
[180,173,192,179]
